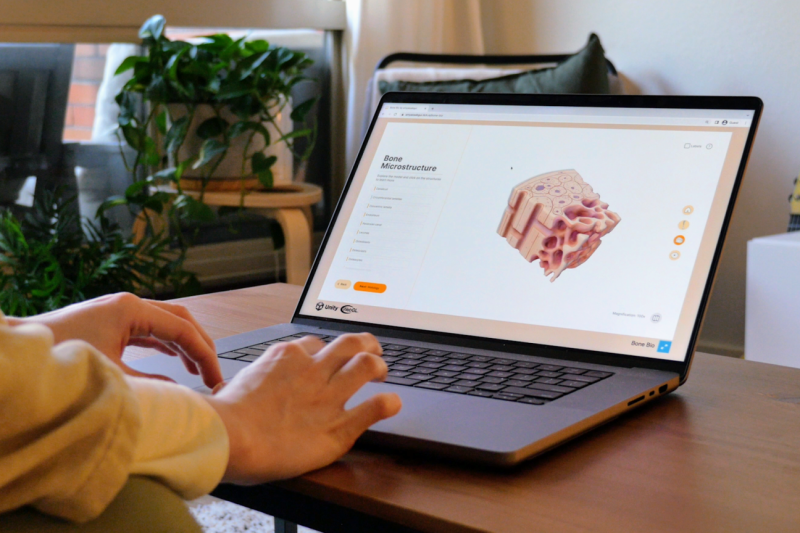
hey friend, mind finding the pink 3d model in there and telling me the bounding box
[497,169,621,282]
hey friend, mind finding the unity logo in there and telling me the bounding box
[315,302,340,312]
[315,302,325,311]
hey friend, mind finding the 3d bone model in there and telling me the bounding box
[498,170,621,282]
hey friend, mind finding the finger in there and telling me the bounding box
[179,352,200,375]
[130,304,223,387]
[314,333,382,376]
[291,335,326,356]
[329,352,388,399]
[211,381,227,395]
[119,362,177,383]
[340,393,402,444]
[128,337,179,356]
[146,300,216,353]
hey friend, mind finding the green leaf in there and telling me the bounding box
[149,167,178,185]
[174,194,216,222]
[121,124,145,151]
[115,55,146,76]
[229,121,269,145]
[251,152,277,173]
[200,33,234,52]
[125,180,148,201]
[116,92,137,127]
[145,76,168,102]
[144,137,160,166]
[257,169,274,188]
[95,196,127,219]
[216,82,253,100]
[196,117,228,139]
[245,40,270,54]
[155,109,168,135]
[166,47,188,80]
[164,115,189,154]
[277,128,312,143]
[192,138,227,169]
[290,97,317,122]
[139,15,166,40]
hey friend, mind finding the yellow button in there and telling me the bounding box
[678,220,690,230]
[354,281,387,293]
[335,279,351,289]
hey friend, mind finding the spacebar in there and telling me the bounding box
[384,376,420,386]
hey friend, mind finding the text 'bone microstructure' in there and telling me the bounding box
[498,170,621,282]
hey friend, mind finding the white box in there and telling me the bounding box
[745,231,800,368]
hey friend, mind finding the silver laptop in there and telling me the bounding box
[132,93,762,465]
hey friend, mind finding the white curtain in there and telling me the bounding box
[345,0,485,166]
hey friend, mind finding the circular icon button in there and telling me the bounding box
[683,205,694,215]
[706,143,713,149]
[674,235,686,245]
[678,220,690,230]
[670,250,681,260]
[651,314,662,323]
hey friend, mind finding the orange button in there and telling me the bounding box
[354,281,387,293]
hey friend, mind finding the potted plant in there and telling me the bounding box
[115,15,317,195]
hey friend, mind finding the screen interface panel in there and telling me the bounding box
[299,103,755,362]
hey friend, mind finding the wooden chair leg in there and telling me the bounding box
[269,208,312,286]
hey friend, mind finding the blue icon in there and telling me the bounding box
[657,341,672,353]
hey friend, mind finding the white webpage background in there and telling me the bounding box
[318,121,732,341]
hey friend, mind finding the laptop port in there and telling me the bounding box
[659,384,668,394]
[627,395,645,406]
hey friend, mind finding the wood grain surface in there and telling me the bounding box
[127,284,800,533]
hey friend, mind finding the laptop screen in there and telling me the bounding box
[298,99,757,363]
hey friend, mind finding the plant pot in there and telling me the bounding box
[168,102,293,191]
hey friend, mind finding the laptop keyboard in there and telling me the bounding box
[219,333,614,406]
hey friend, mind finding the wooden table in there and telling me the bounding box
[133,183,322,285]
[126,284,800,533]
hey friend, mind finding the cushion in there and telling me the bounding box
[378,33,610,96]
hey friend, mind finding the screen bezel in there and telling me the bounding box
[292,92,763,383]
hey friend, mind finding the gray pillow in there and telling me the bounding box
[378,34,610,95]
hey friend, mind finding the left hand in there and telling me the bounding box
[13,293,222,387]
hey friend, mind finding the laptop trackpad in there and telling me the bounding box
[127,354,248,392]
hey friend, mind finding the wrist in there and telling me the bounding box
[202,395,252,483]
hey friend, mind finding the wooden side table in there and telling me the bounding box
[133,183,323,285]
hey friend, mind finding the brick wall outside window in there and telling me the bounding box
[63,44,108,141]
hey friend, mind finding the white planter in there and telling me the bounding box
[168,102,293,187]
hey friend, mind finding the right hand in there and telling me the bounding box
[203,333,402,484]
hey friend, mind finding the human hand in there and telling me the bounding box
[204,333,402,483]
[14,293,222,387]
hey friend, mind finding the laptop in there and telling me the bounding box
[131,92,762,465]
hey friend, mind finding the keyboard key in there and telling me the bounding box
[399,353,425,359]
[405,347,428,354]
[219,352,241,359]
[518,397,546,405]
[501,386,541,397]
[385,376,421,386]
[563,374,599,383]
[493,393,523,402]
[492,358,516,365]
[487,371,514,378]
[382,350,405,356]
[526,390,563,400]
[426,350,451,356]
[469,355,493,362]
[237,355,259,362]
[384,344,407,351]
[454,379,482,387]
[415,382,449,390]
[406,373,434,381]
[585,371,613,378]
[431,377,458,384]
[561,368,587,375]
[448,353,471,360]
[250,343,276,350]
[561,380,590,388]
[536,371,563,378]
[536,378,563,385]
[389,364,415,372]
[444,385,473,394]
[465,362,491,369]
[434,370,460,378]
[383,357,401,364]
[490,365,515,372]
[511,374,537,381]
[514,361,538,369]
[476,383,505,392]
[512,368,538,375]
[236,348,266,356]
[538,365,563,372]
[418,362,445,369]
[412,367,437,374]
[480,377,505,384]
[422,356,447,363]
[461,368,490,375]
[505,379,532,387]
[528,383,576,394]
[397,359,422,366]
[388,370,411,377]
[468,390,494,398]
[442,364,468,372]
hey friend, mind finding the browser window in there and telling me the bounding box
[299,103,754,362]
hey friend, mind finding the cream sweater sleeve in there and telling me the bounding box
[0,314,229,523]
